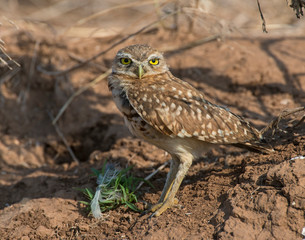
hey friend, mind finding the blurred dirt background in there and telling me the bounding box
[0,0,305,239]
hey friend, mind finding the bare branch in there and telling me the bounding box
[257,0,268,33]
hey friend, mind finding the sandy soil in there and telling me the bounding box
[1,2,305,239]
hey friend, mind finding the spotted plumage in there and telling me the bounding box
[108,44,273,217]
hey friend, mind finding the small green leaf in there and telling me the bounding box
[120,184,127,201]
[85,188,94,199]
[79,201,90,206]
[125,202,141,212]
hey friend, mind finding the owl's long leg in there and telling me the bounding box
[159,156,179,202]
[149,156,179,213]
[150,152,193,217]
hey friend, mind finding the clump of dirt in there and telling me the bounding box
[214,151,305,240]
[1,21,305,240]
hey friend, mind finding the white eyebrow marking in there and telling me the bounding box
[117,53,133,59]
[147,54,161,60]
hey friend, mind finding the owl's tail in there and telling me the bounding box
[232,139,274,154]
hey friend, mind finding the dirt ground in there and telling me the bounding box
[1,1,305,239]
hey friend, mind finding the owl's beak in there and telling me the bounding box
[138,65,145,79]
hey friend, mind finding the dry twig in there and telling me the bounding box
[67,52,108,72]
[29,0,88,21]
[0,41,20,70]
[256,0,268,33]
[260,106,305,136]
[70,0,158,28]
[163,34,220,56]
[0,67,20,85]
[48,112,80,165]
[135,160,169,192]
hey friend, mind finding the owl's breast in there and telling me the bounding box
[108,76,135,118]
[124,114,162,140]
[111,88,137,119]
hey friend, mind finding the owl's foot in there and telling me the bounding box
[148,197,179,217]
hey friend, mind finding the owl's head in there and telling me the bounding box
[111,44,169,79]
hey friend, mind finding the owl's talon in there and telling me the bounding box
[148,212,156,220]
[149,202,162,213]
[148,197,179,217]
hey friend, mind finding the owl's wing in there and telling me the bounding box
[126,75,265,148]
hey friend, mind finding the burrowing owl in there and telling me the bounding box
[108,44,273,217]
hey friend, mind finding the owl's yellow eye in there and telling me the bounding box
[120,58,132,65]
[149,59,159,65]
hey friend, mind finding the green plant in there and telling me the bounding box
[78,162,145,218]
